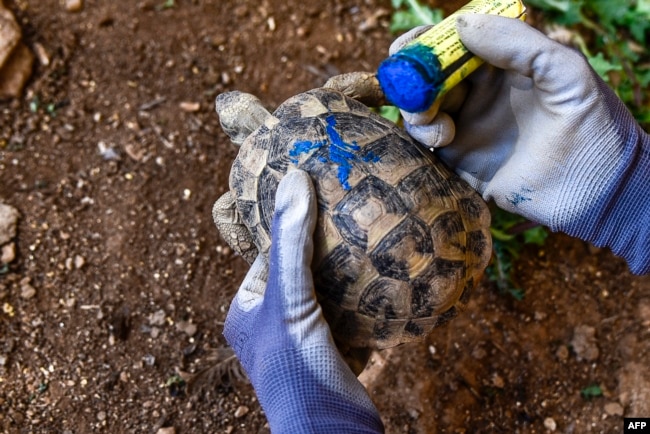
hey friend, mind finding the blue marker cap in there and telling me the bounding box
[377,44,443,113]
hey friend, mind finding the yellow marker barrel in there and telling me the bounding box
[377,0,526,113]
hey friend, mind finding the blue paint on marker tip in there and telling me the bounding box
[288,114,380,190]
[377,42,443,113]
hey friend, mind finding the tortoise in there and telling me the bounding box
[213,72,492,370]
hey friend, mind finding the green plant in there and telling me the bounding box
[487,207,548,299]
[389,0,443,32]
[526,0,650,130]
[580,383,603,399]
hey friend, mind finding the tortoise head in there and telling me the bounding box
[215,91,276,146]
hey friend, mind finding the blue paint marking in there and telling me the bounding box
[289,114,379,190]
[507,188,533,207]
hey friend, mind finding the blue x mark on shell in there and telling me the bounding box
[289,114,380,190]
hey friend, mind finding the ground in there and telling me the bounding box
[0,0,649,433]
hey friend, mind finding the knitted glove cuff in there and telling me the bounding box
[253,345,384,433]
[556,81,650,274]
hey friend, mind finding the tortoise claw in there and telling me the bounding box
[212,191,258,264]
[323,72,387,108]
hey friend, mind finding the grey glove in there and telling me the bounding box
[222,170,383,432]
[396,14,650,274]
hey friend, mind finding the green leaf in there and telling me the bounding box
[377,105,401,123]
[523,226,549,246]
[508,288,526,301]
[524,0,573,12]
[580,384,603,399]
[589,0,629,23]
[490,227,516,242]
[389,0,443,32]
[390,10,426,32]
[587,52,622,82]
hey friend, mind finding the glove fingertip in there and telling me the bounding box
[275,170,317,227]
[406,112,456,149]
[389,25,433,55]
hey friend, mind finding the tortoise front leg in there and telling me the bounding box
[212,191,258,264]
[324,72,387,108]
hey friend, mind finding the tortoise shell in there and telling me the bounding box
[228,88,491,349]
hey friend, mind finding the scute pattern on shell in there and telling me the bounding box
[229,88,491,349]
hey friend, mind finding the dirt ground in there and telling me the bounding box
[1,0,649,433]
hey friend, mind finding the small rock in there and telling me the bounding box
[0,4,21,67]
[0,354,7,366]
[492,373,505,389]
[176,320,197,337]
[20,282,36,299]
[555,345,569,362]
[65,0,84,12]
[149,309,166,326]
[544,417,557,431]
[97,141,120,161]
[0,43,34,99]
[0,203,19,245]
[143,354,156,366]
[33,42,50,66]
[74,254,85,269]
[179,101,200,112]
[1,242,15,264]
[604,402,624,416]
[234,405,249,418]
[97,411,106,421]
[471,345,486,360]
[571,325,599,362]
[638,299,650,327]
[156,427,175,434]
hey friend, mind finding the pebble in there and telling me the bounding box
[33,42,50,66]
[571,325,599,361]
[638,299,650,327]
[0,3,21,67]
[97,411,106,421]
[234,405,249,418]
[1,242,15,264]
[150,326,161,339]
[555,345,569,362]
[74,255,85,269]
[491,373,505,389]
[156,428,175,434]
[0,203,19,245]
[149,309,166,326]
[604,402,624,416]
[179,101,200,112]
[544,417,557,431]
[176,320,197,337]
[65,0,84,12]
[20,281,36,300]
[0,43,34,99]
[143,354,156,366]
[471,345,486,360]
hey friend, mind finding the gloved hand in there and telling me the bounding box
[395,14,650,274]
[223,169,384,433]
